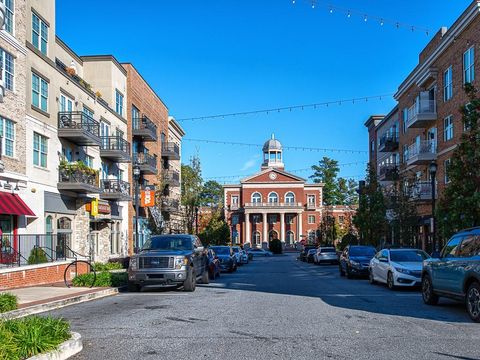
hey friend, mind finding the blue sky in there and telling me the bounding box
[56,0,471,183]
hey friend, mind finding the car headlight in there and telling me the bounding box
[175,257,189,269]
[394,267,411,275]
[129,257,138,270]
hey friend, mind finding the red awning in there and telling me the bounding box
[0,192,36,216]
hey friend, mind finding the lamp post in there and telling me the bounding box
[133,165,141,253]
[429,161,438,253]
[195,206,199,235]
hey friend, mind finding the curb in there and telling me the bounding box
[28,332,83,360]
[0,288,119,320]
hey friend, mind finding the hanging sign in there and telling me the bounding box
[141,188,155,207]
[90,198,99,216]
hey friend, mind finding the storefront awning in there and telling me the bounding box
[0,192,36,216]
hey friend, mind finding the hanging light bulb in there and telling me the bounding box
[364,15,368,22]
[329,7,333,14]
[347,11,351,18]
[380,19,384,26]
[311,1,315,9]
[292,0,295,4]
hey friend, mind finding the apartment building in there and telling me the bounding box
[19,0,131,262]
[367,0,480,251]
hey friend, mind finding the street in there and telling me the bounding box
[45,253,480,360]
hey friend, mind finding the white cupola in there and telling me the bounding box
[261,134,284,170]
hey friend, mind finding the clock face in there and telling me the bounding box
[269,172,277,180]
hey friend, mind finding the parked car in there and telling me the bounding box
[369,248,430,290]
[239,250,249,264]
[244,248,254,261]
[231,246,243,265]
[306,249,317,263]
[128,234,209,292]
[210,246,237,272]
[339,245,376,278]
[249,248,273,257]
[207,248,221,280]
[422,227,480,322]
[314,247,338,265]
[300,246,317,262]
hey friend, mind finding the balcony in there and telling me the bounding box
[379,132,399,152]
[163,170,180,187]
[379,165,399,181]
[406,94,437,129]
[132,117,157,142]
[58,167,100,193]
[100,137,131,162]
[244,202,303,209]
[406,140,437,166]
[134,152,157,175]
[162,198,180,213]
[100,179,131,201]
[410,181,437,201]
[161,142,180,160]
[58,112,101,146]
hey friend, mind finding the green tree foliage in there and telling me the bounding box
[198,210,230,246]
[437,83,480,240]
[353,164,387,246]
[310,157,358,205]
[338,233,358,251]
[269,239,283,254]
[199,180,224,207]
[27,247,48,265]
[181,156,203,234]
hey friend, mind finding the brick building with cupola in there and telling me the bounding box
[223,135,324,248]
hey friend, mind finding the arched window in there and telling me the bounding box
[252,192,262,203]
[286,231,295,244]
[268,192,279,203]
[285,192,295,204]
[252,231,261,246]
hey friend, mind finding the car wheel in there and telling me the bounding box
[339,264,345,277]
[201,268,210,284]
[466,281,480,322]
[369,269,376,285]
[183,268,196,292]
[422,274,439,305]
[127,281,140,292]
[346,266,353,279]
[387,272,396,290]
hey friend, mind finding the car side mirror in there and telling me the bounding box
[195,246,204,253]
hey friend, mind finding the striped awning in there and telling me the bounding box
[0,192,36,216]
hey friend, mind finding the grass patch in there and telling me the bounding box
[0,316,70,360]
[72,271,127,287]
[93,262,123,272]
[0,294,17,313]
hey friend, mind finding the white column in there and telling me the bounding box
[263,212,268,244]
[297,212,303,241]
[280,213,285,242]
[245,212,251,244]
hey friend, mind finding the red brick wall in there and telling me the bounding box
[0,262,88,290]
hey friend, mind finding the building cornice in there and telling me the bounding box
[0,30,27,55]
[82,55,127,76]
[168,116,186,137]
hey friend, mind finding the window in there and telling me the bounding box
[458,235,480,258]
[286,214,294,224]
[4,0,14,34]
[251,192,262,203]
[443,67,453,101]
[308,215,316,224]
[268,192,278,203]
[84,155,94,168]
[0,48,14,91]
[252,231,261,245]
[402,108,408,133]
[231,196,239,206]
[464,47,475,84]
[268,214,277,224]
[110,222,121,255]
[115,90,124,116]
[33,132,47,167]
[444,159,451,184]
[59,94,73,112]
[402,144,409,163]
[32,13,48,55]
[441,236,462,258]
[444,115,454,141]
[32,73,48,112]
[285,192,295,204]
[307,195,315,206]
[83,106,94,119]
[370,140,375,153]
[0,117,15,157]
[252,215,261,223]
[132,105,140,129]
[62,146,73,162]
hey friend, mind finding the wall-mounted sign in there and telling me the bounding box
[141,188,155,207]
[90,198,98,216]
[86,199,111,215]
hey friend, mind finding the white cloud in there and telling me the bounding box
[241,154,261,171]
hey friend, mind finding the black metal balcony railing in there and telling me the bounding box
[163,170,180,184]
[134,152,157,168]
[379,132,399,151]
[58,112,100,137]
[101,136,130,153]
[101,179,131,197]
[59,167,100,188]
[379,165,399,181]
[162,142,180,156]
[132,117,158,138]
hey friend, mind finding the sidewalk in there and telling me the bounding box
[1,283,119,319]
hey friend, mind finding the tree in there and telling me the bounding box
[181,156,203,234]
[199,180,224,207]
[310,157,340,205]
[353,164,387,246]
[437,83,480,240]
[336,178,359,206]
[198,210,230,246]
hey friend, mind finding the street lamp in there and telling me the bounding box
[429,161,438,253]
[133,165,141,253]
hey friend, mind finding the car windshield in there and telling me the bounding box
[320,248,336,253]
[142,236,193,251]
[349,247,376,257]
[390,250,429,262]
[211,247,231,255]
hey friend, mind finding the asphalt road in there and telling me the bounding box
[47,253,480,360]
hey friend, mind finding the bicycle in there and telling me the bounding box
[63,244,97,288]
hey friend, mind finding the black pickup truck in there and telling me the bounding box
[128,234,209,292]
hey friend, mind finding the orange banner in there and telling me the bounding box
[141,189,155,207]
